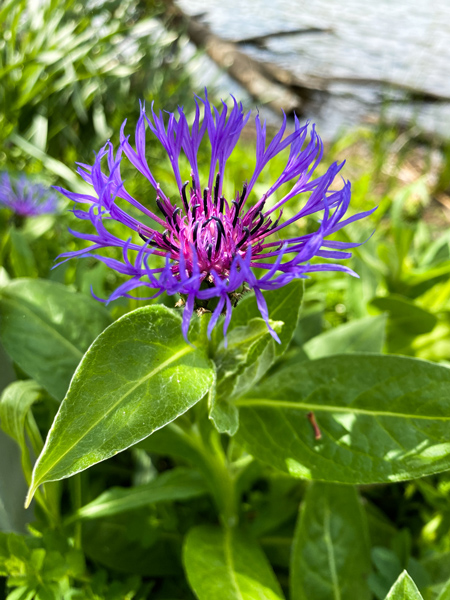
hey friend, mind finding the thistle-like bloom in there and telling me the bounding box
[56,92,374,341]
[0,173,58,217]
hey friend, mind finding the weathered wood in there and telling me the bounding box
[162,2,450,113]
[163,0,306,114]
[235,27,332,48]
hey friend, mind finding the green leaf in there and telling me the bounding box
[370,295,437,353]
[0,381,41,450]
[82,510,183,577]
[385,571,423,599]
[183,525,285,600]
[235,354,450,484]
[0,279,112,400]
[422,551,450,594]
[211,318,282,435]
[230,280,304,357]
[208,280,305,436]
[290,482,371,600]
[26,305,214,506]
[0,380,43,504]
[9,228,37,279]
[10,133,92,191]
[303,314,386,359]
[73,468,207,520]
[437,578,450,600]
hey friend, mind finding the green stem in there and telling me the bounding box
[70,475,83,549]
[162,404,239,526]
[187,412,238,527]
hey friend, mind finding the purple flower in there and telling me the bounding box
[0,173,58,217]
[56,92,374,341]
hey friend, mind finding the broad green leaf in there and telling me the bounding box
[0,380,44,508]
[0,381,41,450]
[304,314,386,359]
[370,295,437,353]
[208,380,239,436]
[9,228,37,278]
[291,482,371,600]
[369,547,403,600]
[26,305,214,506]
[235,354,450,484]
[0,278,112,400]
[10,133,92,191]
[207,291,286,432]
[211,318,282,435]
[422,551,450,592]
[73,468,207,520]
[229,280,304,356]
[385,571,423,599]
[183,525,285,600]
[437,578,450,600]
[370,296,436,336]
[0,342,16,395]
[82,510,183,577]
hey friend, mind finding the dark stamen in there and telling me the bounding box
[203,188,209,215]
[211,216,226,237]
[214,173,220,206]
[255,199,266,216]
[215,227,222,253]
[138,231,149,242]
[236,227,250,249]
[238,182,248,209]
[181,181,189,214]
[172,206,181,221]
[207,244,213,260]
[156,199,169,219]
[192,203,200,220]
[250,213,265,236]
[272,209,283,229]
[219,195,225,214]
[232,200,240,227]
[162,231,178,253]
[193,222,200,244]
[191,175,197,191]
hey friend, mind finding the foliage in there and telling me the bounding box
[0,0,193,172]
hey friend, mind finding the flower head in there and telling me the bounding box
[56,92,375,341]
[0,173,58,217]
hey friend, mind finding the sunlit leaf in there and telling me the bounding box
[236,354,450,484]
[183,525,285,600]
[385,571,424,599]
[291,482,371,600]
[26,305,214,506]
[73,468,207,521]
[304,314,386,358]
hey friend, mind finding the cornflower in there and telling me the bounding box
[0,173,58,217]
[56,92,374,341]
